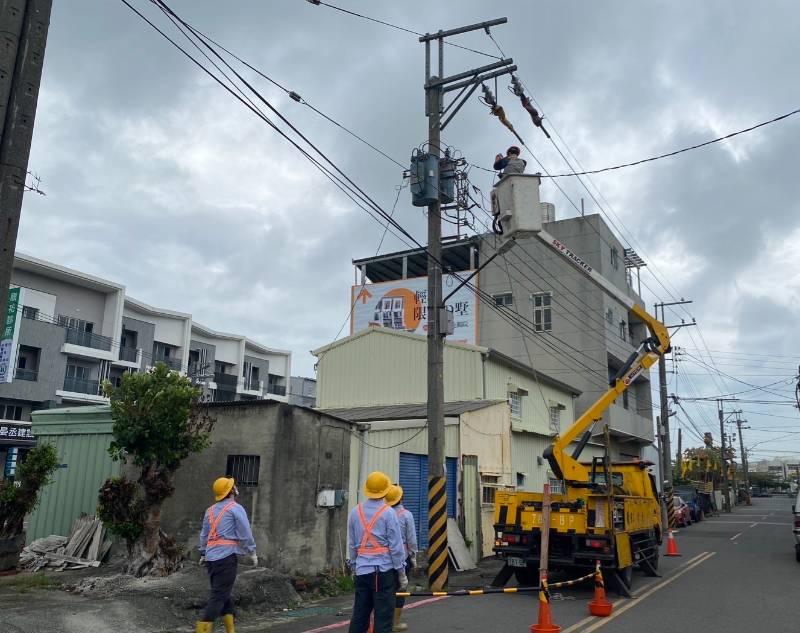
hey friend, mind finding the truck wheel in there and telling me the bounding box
[514,567,538,587]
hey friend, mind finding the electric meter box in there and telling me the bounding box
[410,150,439,207]
[490,174,543,239]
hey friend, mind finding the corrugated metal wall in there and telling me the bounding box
[27,406,119,542]
[483,361,575,435]
[316,330,483,408]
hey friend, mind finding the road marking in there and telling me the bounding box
[750,522,758,528]
[730,532,742,541]
[706,521,791,526]
[575,552,716,633]
[298,596,449,633]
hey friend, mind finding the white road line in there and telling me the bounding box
[706,521,790,526]
[564,552,716,633]
[750,522,758,528]
[730,532,742,541]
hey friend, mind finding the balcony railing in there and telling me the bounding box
[64,328,113,351]
[214,372,238,387]
[119,347,138,363]
[238,377,263,392]
[267,383,286,396]
[15,368,38,382]
[153,355,182,370]
[63,376,101,395]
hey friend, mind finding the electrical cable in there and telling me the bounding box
[312,1,501,60]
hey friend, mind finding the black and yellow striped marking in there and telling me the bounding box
[397,570,596,597]
[667,488,676,529]
[427,475,448,591]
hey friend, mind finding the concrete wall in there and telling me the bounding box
[158,401,353,575]
[0,318,67,403]
[243,354,269,384]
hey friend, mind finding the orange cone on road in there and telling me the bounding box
[531,581,561,633]
[665,529,682,557]
[588,562,613,617]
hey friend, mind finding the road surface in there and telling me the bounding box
[260,496,795,632]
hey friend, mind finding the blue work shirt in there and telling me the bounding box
[348,499,406,576]
[394,504,417,556]
[198,499,257,562]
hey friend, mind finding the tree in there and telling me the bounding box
[98,363,214,577]
[0,443,59,570]
[0,443,59,538]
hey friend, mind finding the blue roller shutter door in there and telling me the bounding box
[398,452,457,549]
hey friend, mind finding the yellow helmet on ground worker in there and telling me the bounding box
[385,484,403,507]
[363,471,392,499]
[212,477,235,502]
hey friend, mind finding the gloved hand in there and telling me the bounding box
[397,568,409,590]
[199,555,206,565]
[408,554,416,569]
[247,553,259,566]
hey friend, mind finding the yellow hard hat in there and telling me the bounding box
[213,477,235,502]
[363,471,391,499]
[385,484,403,507]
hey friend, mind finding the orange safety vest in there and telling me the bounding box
[356,503,390,557]
[206,500,239,549]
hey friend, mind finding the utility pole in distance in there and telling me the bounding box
[675,427,682,482]
[654,299,693,491]
[419,19,515,591]
[0,0,52,320]
[735,415,750,504]
[717,399,731,512]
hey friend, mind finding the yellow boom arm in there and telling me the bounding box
[535,230,671,483]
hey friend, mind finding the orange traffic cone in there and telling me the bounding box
[531,581,561,633]
[588,562,613,617]
[665,529,682,557]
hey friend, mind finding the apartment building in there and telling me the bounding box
[0,253,291,420]
[478,211,655,457]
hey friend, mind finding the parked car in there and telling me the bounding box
[674,496,692,527]
[675,486,703,522]
[793,489,800,562]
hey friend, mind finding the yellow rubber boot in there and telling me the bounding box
[195,622,213,633]
[222,614,235,633]
[393,608,408,631]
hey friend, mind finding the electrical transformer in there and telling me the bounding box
[410,149,439,207]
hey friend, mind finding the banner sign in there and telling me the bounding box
[0,422,36,446]
[351,271,478,345]
[0,287,23,383]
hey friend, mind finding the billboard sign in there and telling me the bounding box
[351,271,478,345]
[0,287,23,383]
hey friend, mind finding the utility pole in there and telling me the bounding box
[0,0,52,320]
[654,299,693,490]
[675,427,682,481]
[718,399,731,512]
[736,415,750,504]
[419,19,515,591]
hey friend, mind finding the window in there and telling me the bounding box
[154,342,171,359]
[58,315,93,332]
[622,389,629,410]
[481,474,500,504]
[0,404,23,420]
[17,356,26,369]
[619,320,627,342]
[610,246,619,270]
[532,292,552,332]
[605,308,613,324]
[21,306,39,320]
[494,293,513,308]
[548,478,564,495]
[226,455,261,486]
[66,364,88,381]
[516,472,526,488]
[549,406,561,434]
[509,392,522,419]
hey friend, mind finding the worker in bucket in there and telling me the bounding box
[348,471,408,633]
[493,145,527,177]
[196,477,258,633]
[385,484,417,632]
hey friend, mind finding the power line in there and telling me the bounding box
[311,1,500,59]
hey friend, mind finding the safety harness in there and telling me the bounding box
[206,500,239,549]
[356,503,390,557]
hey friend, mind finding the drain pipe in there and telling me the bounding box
[356,423,371,502]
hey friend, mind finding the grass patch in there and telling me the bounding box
[0,572,58,592]
[336,573,355,593]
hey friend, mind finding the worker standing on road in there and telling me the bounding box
[385,484,417,632]
[196,477,258,633]
[493,145,527,177]
[348,471,408,633]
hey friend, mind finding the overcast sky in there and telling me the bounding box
[22,1,800,461]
